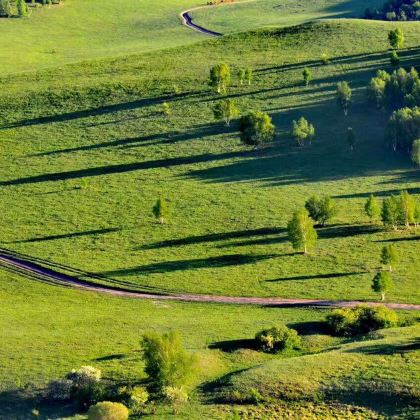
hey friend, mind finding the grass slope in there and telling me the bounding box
[0,20,419,302]
[191,0,384,34]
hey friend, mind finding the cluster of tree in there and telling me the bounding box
[209,63,252,94]
[365,0,420,21]
[365,191,420,229]
[367,67,420,110]
[0,0,59,18]
[326,305,398,336]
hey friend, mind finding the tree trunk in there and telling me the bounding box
[381,292,385,301]
[159,217,164,224]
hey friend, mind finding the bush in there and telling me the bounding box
[45,379,73,401]
[255,324,301,353]
[141,331,197,390]
[87,401,129,420]
[326,306,398,336]
[127,386,149,413]
[66,366,104,407]
[163,386,188,414]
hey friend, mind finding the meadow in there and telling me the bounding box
[0,0,419,418]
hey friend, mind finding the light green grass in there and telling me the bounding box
[191,0,384,34]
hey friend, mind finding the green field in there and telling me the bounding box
[0,0,419,418]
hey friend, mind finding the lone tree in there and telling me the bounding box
[365,194,380,222]
[237,69,246,85]
[336,81,352,116]
[302,67,312,86]
[213,99,239,126]
[390,50,400,67]
[291,117,315,147]
[287,209,318,254]
[245,67,253,85]
[372,271,394,301]
[411,139,420,166]
[380,244,398,272]
[209,63,231,94]
[162,102,171,117]
[153,198,169,224]
[388,28,404,49]
[239,111,275,147]
[346,127,356,151]
[17,0,28,17]
[305,196,337,226]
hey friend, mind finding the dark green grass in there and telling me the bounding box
[0,20,419,302]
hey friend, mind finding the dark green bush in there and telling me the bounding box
[255,324,301,352]
[326,305,398,336]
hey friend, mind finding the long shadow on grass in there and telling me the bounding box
[138,227,284,250]
[209,339,257,353]
[99,254,277,276]
[287,321,330,336]
[0,150,251,186]
[266,271,366,283]
[345,337,420,355]
[375,236,420,243]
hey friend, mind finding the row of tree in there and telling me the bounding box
[365,0,420,21]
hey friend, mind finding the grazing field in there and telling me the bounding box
[0,271,418,418]
[190,0,384,34]
[1,20,419,302]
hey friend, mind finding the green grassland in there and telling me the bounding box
[0,0,205,74]
[0,271,418,418]
[0,19,419,302]
[191,0,384,34]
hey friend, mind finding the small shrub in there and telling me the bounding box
[127,386,149,413]
[163,386,188,414]
[326,306,398,336]
[255,324,301,353]
[66,366,104,407]
[45,379,73,401]
[87,401,129,420]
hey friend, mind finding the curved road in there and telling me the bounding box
[1,252,419,310]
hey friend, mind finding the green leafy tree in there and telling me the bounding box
[411,139,420,166]
[245,67,253,85]
[400,190,415,228]
[386,107,420,153]
[305,196,337,226]
[302,67,312,86]
[390,50,400,67]
[388,28,405,49]
[287,209,317,254]
[365,194,380,222]
[291,117,315,147]
[0,0,12,17]
[239,111,275,147]
[209,63,231,94]
[414,201,420,228]
[381,195,402,230]
[17,0,28,17]
[380,244,398,271]
[152,198,169,224]
[141,331,197,390]
[213,99,239,126]
[336,81,352,116]
[346,127,356,151]
[367,70,390,109]
[320,53,329,65]
[372,271,394,301]
[162,102,171,117]
[237,69,245,85]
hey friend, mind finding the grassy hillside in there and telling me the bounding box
[0,271,418,418]
[0,19,419,302]
[191,0,384,34]
[0,0,205,75]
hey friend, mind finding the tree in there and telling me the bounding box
[152,198,169,224]
[388,28,404,49]
[400,190,415,228]
[305,196,337,226]
[390,50,400,67]
[367,70,390,109]
[141,331,197,390]
[411,139,420,166]
[386,107,420,153]
[372,271,394,301]
[245,67,253,85]
[213,99,239,126]
[239,111,275,147]
[346,127,356,151]
[291,117,315,147]
[336,81,352,116]
[364,194,380,222]
[380,244,398,271]
[17,0,28,17]
[0,0,12,17]
[302,68,312,86]
[162,102,171,117]
[287,209,317,254]
[237,69,246,85]
[320,53,329,65]
[414,201,420,228]
[381,195,402,230]
[209,63,231,94]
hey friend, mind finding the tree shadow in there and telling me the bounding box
[318,224,382,239]
[137,227,283,250]
[375,236,420,243]
[287,321,330,336]
[266,271,366,283]
[345,338,420,355]
[208,339,257,353]
[92,353,126,362]
[99,254,278,276]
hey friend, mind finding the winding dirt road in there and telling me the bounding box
[1,252,419,310]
